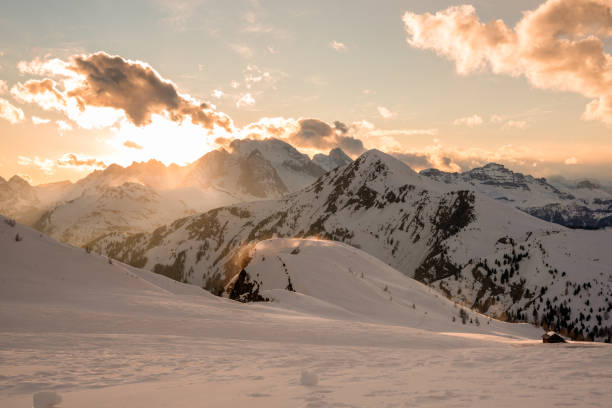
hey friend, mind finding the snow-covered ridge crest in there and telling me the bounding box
[421,163,612,229]
[91,149,612,342]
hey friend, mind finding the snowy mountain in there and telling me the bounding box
[7,215,611,407]
[421,164,612,229]
[1,139,349,247]
[227,138,328,190]
[91,150,612,342]
[312,147,353,172]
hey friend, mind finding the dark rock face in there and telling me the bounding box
[523,204,612,229]
[228,269,268,302]
[542,331,566,343]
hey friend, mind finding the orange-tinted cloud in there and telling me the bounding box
[56,153,106,170]
[0,98,25,124]
[403,0,612,124]
[123,140,143,150]
[13,52,233,131]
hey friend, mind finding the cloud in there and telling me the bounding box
[236,93,256,108]
[123,140,143,150]
[32,116,51,125]
[56,120,73,132]
[17,156,32,166]
[453,114,483,127]
[236,117,365,156]
[17,156,55,175]
[0,98,25,124]
[0,80,7,94]
[289,118,334,149]
[230,44,254,58]
[330,40,348,52]
[11,79,66,111]
[392,152,440,170]
[502,120,528,130]
[56,153,106,170]
[403,0,612,125]
[565,157,579,165]
[377,106,394,119]
[12,52,233,131]
[212,89,223,98]
[368,128,438,136]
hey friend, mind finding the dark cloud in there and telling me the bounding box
[65,52,232,130]
[286,118,365,155]
[391,152,437,170]
[334,120,349,134]
[337,136,364,156]
[289,119,334,149]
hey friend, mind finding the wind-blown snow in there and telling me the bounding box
[1,218,611,407]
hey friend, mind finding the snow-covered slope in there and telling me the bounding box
[2,221,611,407]
[231,238,517,330]
[421,164,612,229]
[92,150,612,341]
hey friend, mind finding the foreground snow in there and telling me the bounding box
[1,220,610,407]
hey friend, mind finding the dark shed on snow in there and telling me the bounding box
[542,331,566,343]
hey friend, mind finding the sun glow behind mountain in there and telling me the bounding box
[2,0,612,185]
[105,115,230,167]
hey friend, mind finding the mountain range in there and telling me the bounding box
[88,150,612,342]
[5,139,344,246]
[2,139,611,341]
[421,163,612,229]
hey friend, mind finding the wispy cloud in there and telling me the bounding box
[32,116,51,125]
[123,140,143,150]
[329,40,348,52]
[377,106,394,119]
[236,93,256,108]
[230,44,254,59]
[0,98,25,124]
[502,120,528,130]
[453,114,483,127]
[369,128,438,137]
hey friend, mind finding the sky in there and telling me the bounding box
[0,0,611,185]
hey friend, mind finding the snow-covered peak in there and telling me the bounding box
[229,138,326,190]
[312,148,352,172]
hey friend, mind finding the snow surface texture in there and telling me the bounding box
[93,150,612,341]
[2,219,611,407]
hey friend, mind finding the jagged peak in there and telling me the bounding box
[348,149,422,182]
[328,147,351,161]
